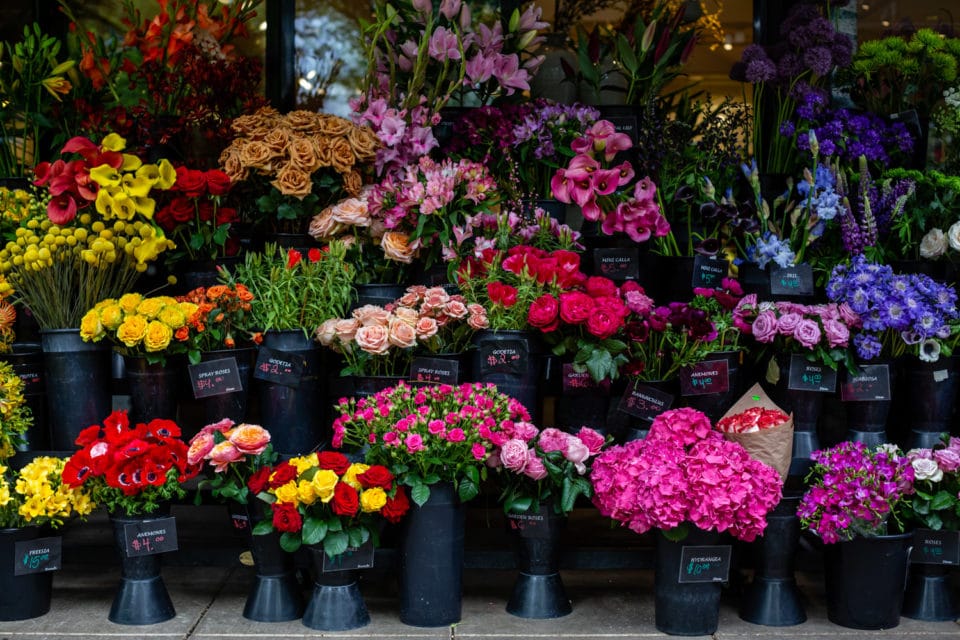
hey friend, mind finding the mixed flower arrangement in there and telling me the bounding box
[252,451,410,557]
[332,381,529,505]
[0,456,94,529]
[0,360,31,459]
[591,407,782,541]
[61,410,200,516]
[79,293,198,364]
[903,437,960,532]
[187,419,275,505]
[798,441,915,543]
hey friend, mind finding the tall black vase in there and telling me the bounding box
[302,548,369,631]
[124,356,180,426]
[898,356,958,449]
[902,563,958,622]
[398,482,465,627]
[470,330,543,423]
[0,527,53,620]
[243,503,303,622]
[654,527,723,636]
[764,354,825,478]
[196,348,255,432]
[108,512,176,625]
[505,511,571,619]
[842,361,896,447]
[739,494,806,626]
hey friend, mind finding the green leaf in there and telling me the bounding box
[931,490,955,511]
[347,527,364,548]
[661,523,689,542]
[463,465,480,486]
[507,495,533,514]
[458,478,479,503]
[560,477,576,514]
[324,531,349,558]
[411,483,431,506]
[302,517,328,545]
[279,531,302,553]
[616,34,639,74]
[252,520,274,536]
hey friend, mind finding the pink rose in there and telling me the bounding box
[187,431,215,466]
[405,433,425,453]
[398,290,421,307]
[415,317,438,339]
[388,317,417,348]
[422,287,450,310]
[353,304,391,326]
[776,312,801,335]
[564,438,591,474]
[499,439,530,472]
[468,311,489,330]
[316,318,339,346]
[513,421,539,441]
[577,427,605,455]
[472,442,487,460]
[585,276,619,298]
[443,299,468,319]
[528,294,560,332]
[538,428,569,453]
[524,455,548,480]
[838,302,861,328]
[822,318,850,348]
[202,418,235,435]
[559,291,594,325]
[793,318,822,349]
[751,310,778,343]
[356,324,390,354]
[446,428,466,442]
[209,440,243,472]
[934,448,960,473]
[228,423,271,455]
[394,307,420,326]
[334,319,361,342]
[585,304,623,340]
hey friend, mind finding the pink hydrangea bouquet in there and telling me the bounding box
[186,419,276,505]
[798,441,915,543]
[332,381,530,505]
[490,425,607,516]
[591,407,783,541]
[901,437,960,532]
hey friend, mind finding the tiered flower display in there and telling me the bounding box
[591,407,782,541]
[0,456,94,528]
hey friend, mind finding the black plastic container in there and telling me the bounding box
[902,563,958,622]
[125,356,180,426]
[824,533,911,630]
[470,330,543,423]
[108,512,176,625]
[0,527,53,620]
[1,343,49,451]
[302,556,369,631]
[243,502,303,623]
[654,527,723,636]
[505,511,571,619]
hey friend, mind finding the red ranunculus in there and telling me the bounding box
[175,166,207,197]
[271,502,302,533]
[559,291,594,325]
[204,169,231,196]
[585,306,623,339]
[487,282,518,308]
[268,461,298,489]
[585,276,618,298]
[317,451,350,475]
[287,249,302,269]
[331,483,359,516]
[381,487,411,523]
[357,465,393,490]
[527,294,560,332]
[247,466,272,495]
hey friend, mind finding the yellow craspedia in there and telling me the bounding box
[311,469,338,503]
[297,479,317,506]
[274,481,300,506]
[79,309,104,342]
[136,297,165,319]
[118,292,143,314]
[116,314,148,348]
[342,463,369,491]
[359,487,387,513]
[143,320,172,352]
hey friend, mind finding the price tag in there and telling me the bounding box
[787,354,837,393]
[691,255,728,289]
[593,248,640,281]
[123,516,179,557]
[618,380,674,421]
[679,359,730,397]
[562,363,610,395]
[321,540,375,572]
[840,364,891,401]
[12,366,43,392]
[911,529,960,565]
[230,512,250,533]
[14,537,62,575]
[253,347,305,387]
[188,357,243,399]
[678,545,732,583]
[409,357,459,386]
[769,264,815,296]
[478,340,527,377]
[507,506,552,539]
[602,111,639,145]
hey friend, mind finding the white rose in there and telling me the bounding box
[911,457,944,482]
[920,228,948,258]
[948,222,960,252]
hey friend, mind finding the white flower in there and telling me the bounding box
[947,222,960,252]
[920,228,948,258]
[911,457,944,482]
[876,443,902,460]
[919,338,942,363]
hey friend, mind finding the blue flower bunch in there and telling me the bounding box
[826,255,959,362]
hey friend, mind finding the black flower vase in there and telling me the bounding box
[301,547,369,631]
[739,494,806,626]
[243,503,303,622]
[124,355,181,426]
[902,563,958,622]
[765,354,825,478]
[842,360,896,447]
[108,512,176,625]
[898,356,959,449]
[505,511,571,619]
[0,527,53,620]
[654,527,723,636]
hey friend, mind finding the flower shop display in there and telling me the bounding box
[886,169,960,267]
[0,455,93,621]
[490,425,606,619]
[187,419,303,622]
[332,381,529,627]
[591,407,782,635]
[799,441,916,630]
[253,451,410,630]
[0,24,74,178]
[61,409,200,624]
[900,438,960,621]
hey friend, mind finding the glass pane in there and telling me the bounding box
[294,0,367,116]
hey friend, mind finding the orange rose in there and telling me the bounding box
[348,126,380,161]
[271,164,312,198]
[236,284,253,302]
[237,140,274,170]
[341,170,362,196]
[355,324,390,355]
[380,231,416,264]
[285,110,322,131]
[330,138,356,174]
[263,126,292,154]
[288,137,321,173]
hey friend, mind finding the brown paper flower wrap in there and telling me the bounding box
[717,383,793,479]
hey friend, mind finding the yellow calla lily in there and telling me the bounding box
[121,154,143,172]
[89,164,121,187]
[100,133,126,152]
[109,193,137,220]
[121,173,153,198]
[132,196,156,219]
[156,159,177,190]
[94,189,114,217]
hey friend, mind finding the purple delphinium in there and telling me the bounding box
[834,161,915,254]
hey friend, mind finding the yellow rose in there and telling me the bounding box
[118,292,143,314]
[359,487,387,513]
[273,481,300,506]
[297,479,317,505]
[143,320,172,352]
[311,469,338,503]
[79,309,104,342]
[157,304,186,329]
[342,463,369,491]
[289,453,318,475]
[116,315,148,348]
[136,297,165,319]
[100,304,124,330]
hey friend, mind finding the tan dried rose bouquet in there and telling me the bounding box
[219,106,381,234]
[316,285,488,377]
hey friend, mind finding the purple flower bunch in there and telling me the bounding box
[833,159,915,256]
[826,255,959,362]
[785,103,914,165]
[490,425,606,516]
[352,98,440,178]
[902,437,960,532]
[798,441,915,544]
[590,408,782,541]
[733,295,859,369]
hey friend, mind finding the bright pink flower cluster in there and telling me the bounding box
[527,276,629,339]
[734,296,860,355]
[590,408,782,541]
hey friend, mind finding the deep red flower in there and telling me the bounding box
[357,465,393,490]
[247,466,272,495]
[487,282,518,308]
[381,487,411,523]
[527,294,560,332]
[307,247,322,263]
[317,451,350,475]
[204,169,231,196]
[268,462,298,489]
[271,502,302,533]
[331,483,359,516]
[287,249,302,269]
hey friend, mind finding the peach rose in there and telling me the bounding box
[330,138,356,173]
[444,299,469,319]
[285,110,322,131]
[288,137,321,173]
[393,306,420,327]
[334,318,361,342]
[315,318,339,346]
[422,287,450,310]
[356,324,390,355]
[415,317,438,339]
[467,303,486,316]
[348,126,380,161]
[397,290,421,307]
[317,115,354,137]
[271,164,312,198]
[308,206,346,240]
[219,146,249,183]
[228,423,271,455]
[352,304,391,326]
[263,126,292,154]
[209,440,244,472]
[468,311,489,330]
[237,140,274,169]
[187,431,215,466]
[330,196,370,226]
[388,317,417,349]
[381,231,416,264]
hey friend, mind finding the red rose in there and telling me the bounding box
[381,487,411,523]
[268,461,298,489]
[317,451,350,475]
[559,291,594,325]
[527,294,560,332]
[357,465,393,490]
[197,200,214,222]
[487,282,518,308]
[204,169,231,196]
[287,249,302,269]
[166,197,194,223]
[175,166,207,197]
[247,466,272,495]
[331,483,359,516]
[585,276,618,298]
[585,306,622,339]
[215,206,238,225]
[271,502,302,533]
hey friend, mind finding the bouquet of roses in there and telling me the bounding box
[591,407,782,541]
[1,456,94,529]
[252,451,410,556]
[798,441,915,543]
[332,381,529,505]
[491,425,606,517]
[61,410,200,516]
[187,419,275,505]
[177,282,257,363]
[902,436,960,532]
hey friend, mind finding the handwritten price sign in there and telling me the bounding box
[188,357,243,399]
[123,516,179,558]
[618,380,674,421]
[787,354,837,393]
[478,341,527,377]
[253,347,305,387]
[14,537,62,576]
[840,364,891,401]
